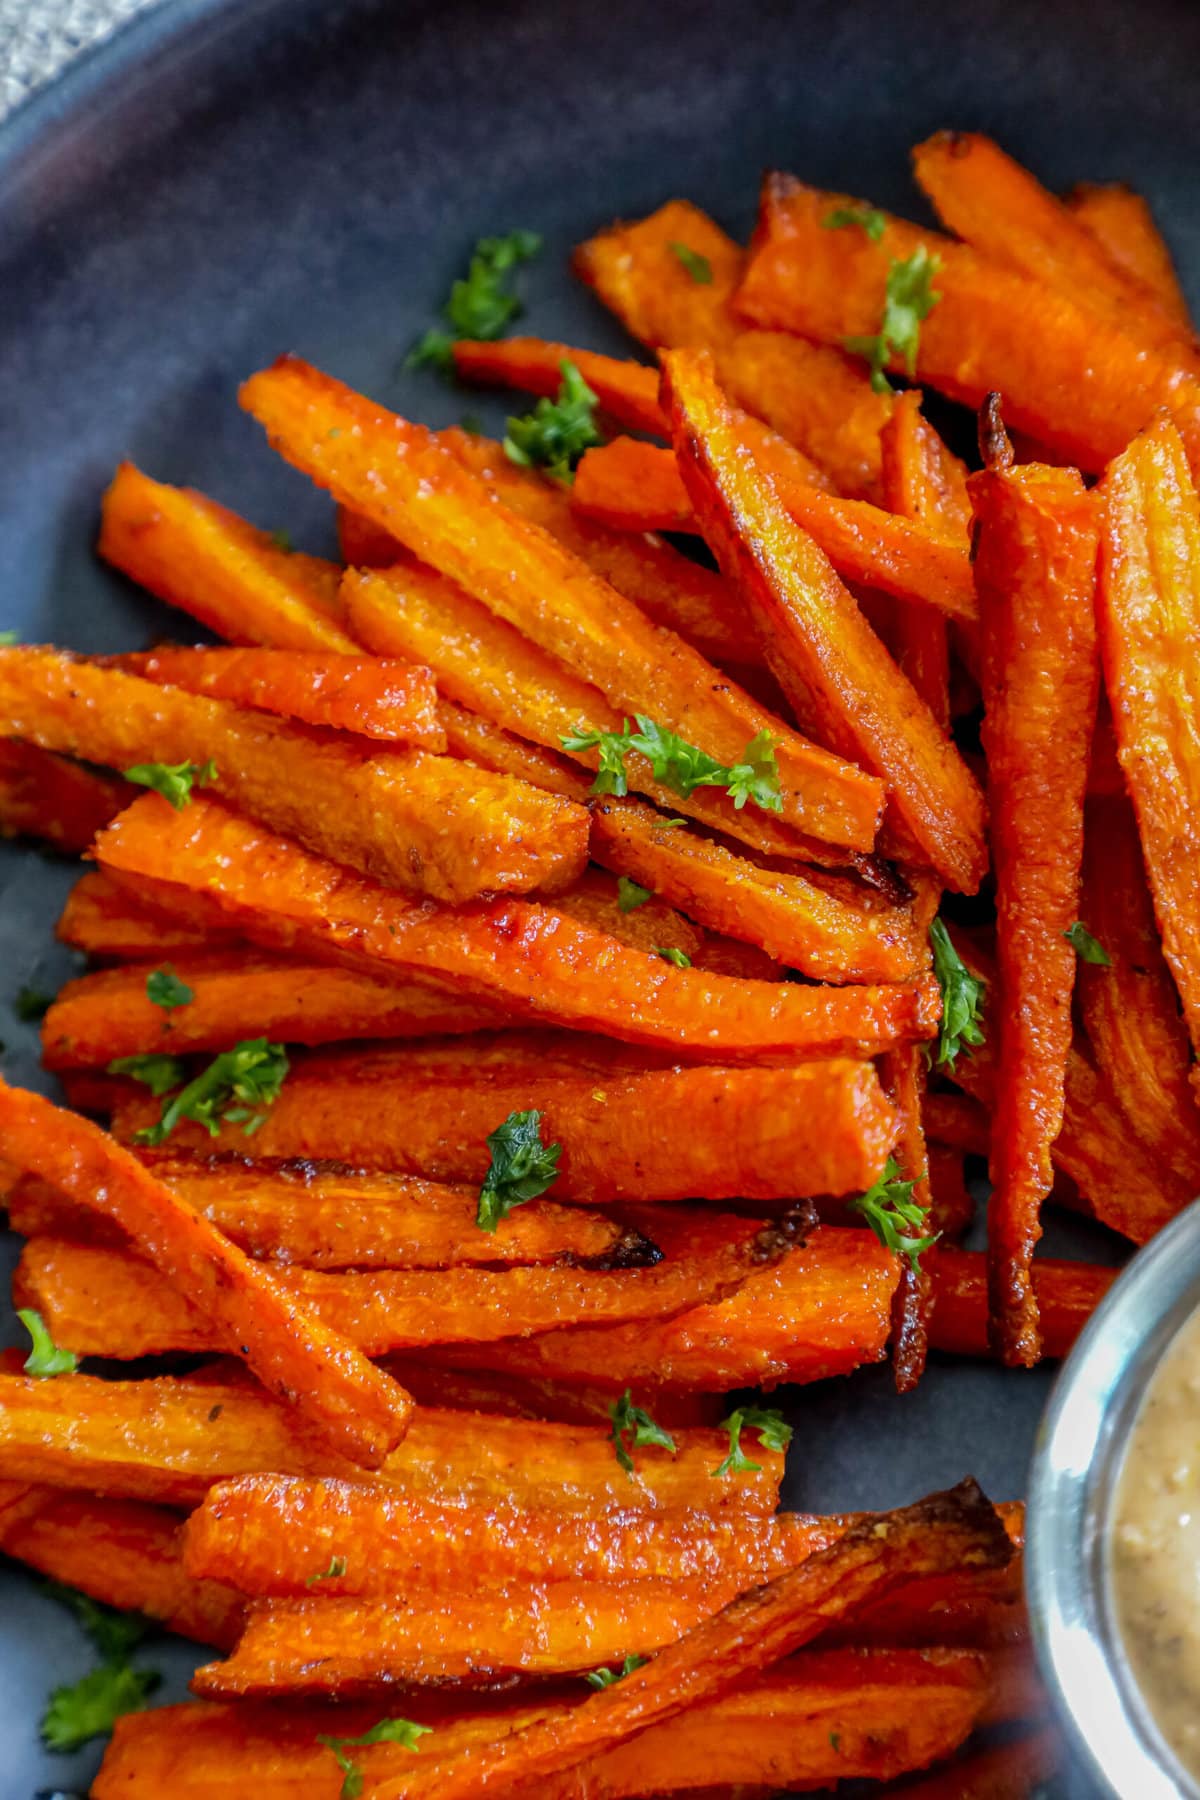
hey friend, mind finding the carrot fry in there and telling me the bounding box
[0,1082,412,1467]
[1098,414,1200,1071]
[928,1249,1115,1362]
[40,954,505,1067]
[884,1726,1062,1799]
[106,1041,898,1201]
[662,348,987,892]
[879,387,972,544]
[0,1373,779,1512]
[5,1156,639,1272]
[452,337,666,435]
[94,795,940,1062]
[99,462,356,650]
[912,131,1194,355]
[380,1482,1013,1800]
[573,437,979,622]
[1067,182,1191,327]
[56,869,247,959]
[239,355,885,854]
[371,1362,724,1430]
[736,176,1200,475]
[108,647,444,747]
[923,1093,990,1157]
[435,698,587,798]
[0,1484,243,1649]
[0,740,131,852]
[574,198,891,498]
[925,1146,975,1242]
[551,867,703,962]
[879,1047,936,1394]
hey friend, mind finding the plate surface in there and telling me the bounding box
[0,0,1195,1789]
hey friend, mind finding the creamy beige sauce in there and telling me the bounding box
[1111,1305,1200,1778]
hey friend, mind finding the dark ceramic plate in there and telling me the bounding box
[0,0,1194,1789]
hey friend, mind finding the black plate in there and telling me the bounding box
[0,0,1193,1789]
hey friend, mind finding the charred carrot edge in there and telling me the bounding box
[99,462,357,651]
[735,176,1200,477]
[1067,182,1191,327]
[0,1483,243,1649]
[971,420,1100,1363]
[1099,415,1200,1071]
[107,647,445,748]
[662,348,987,894]
[239,355,885,855]
[573,197,889,499]
[912,131,1194,357]
[452,337,667,435]
[884,1726,1062,1799]
[94,795,941,1063]
[928,1249,1115,1363]
[880,1047,936,1393]
[380,1482,1012,1800]
[0,740,132,852]
[56,869,248,959]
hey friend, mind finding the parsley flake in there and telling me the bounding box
[123,758,217,811]
[115,1038,289,1146]
[653,945,691,968]
[503,360,604,482]
[561,715,782,813]
[406,229,541,374]
[929,918,986,1071]
[477,1109,562,1231]
[608,1389,677,1477]
[586,1652,650,1689]
[668,242,713,283]
[824,204,887,242]
[616,877,652,913]
[306,1554,348,1586]
[18,1308,78,1379]
[42,1584,150,1663]
[711,1404,792,1477]
[14,984,53,1022]
[1065,921,1111,967]
[41,1663,160,1753]
[851,1156,940,1272]
[317,1719,431,1799]
[0,629,17,645]
[268,528,294,553]
[108,1051,188,1096]
[845,245,942,393]
[145,967,195,1011]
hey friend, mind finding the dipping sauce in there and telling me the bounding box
[1111,1304,1200,1779]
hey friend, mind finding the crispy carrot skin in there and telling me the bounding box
[1068,182,1191,327]
[736,176,1200,476]
[106,1043,897,1201]
[0,1374,779,1512]
[41,954,505,1066]
[239,355,884,855]
[384,1483,1012,1800]
[6,1156,634,1272]
[928,1250,1114,1362]
[452,337,667,435]
[663,349,987,893]
[1099,415,1200,1069]
[574,198,890,499]
[56,869,248,959]
[572,436,979,622]
[0,1484,242,1649]
[0,740,131,851]
[109,647,444,747]
[94,795,940,1062]
[0,1081,412,1468]
[99,462,356,650]
[971,438,1100,1364]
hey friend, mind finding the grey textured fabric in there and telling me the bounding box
[1,0,161,116]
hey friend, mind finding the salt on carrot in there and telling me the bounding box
[927,1250,1115,1364]
[0,740,132,852]
[662,348,987,893]
[56,870,247,960]
[98,462,355,651]
[1067,182,1191,327]
[0,1082,413,1467]
[0,647,588,904]
[452,336,667,435]
[94,794,942,1062]
[971,404,1100,1364]
[239,355,885,855]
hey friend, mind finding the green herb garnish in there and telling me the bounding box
[1065,921,1111,967]
[41,1663,160,1753]
[668,242,713,283]
[406,230,542,374]
[503,360,604,481]
[851,1156,940,1272]
[145,968,195,1011]
[616,877,652,913]
[824,204,887,242]
[477,1109,562,1232]
[562,716,781,814]
[845,246,941,393]
[123,758,217,811]
[118,1038,289,1146]
[586,1652,650,1689]
[317,1719,432,1799]
[653,946,691,968]
[711,1405,792,1477]
[928,918,986,1071]
[108,1051,189,1096]
[14,984,53,1022]
[306,1555,348,1586]
[17,1309,78,1379]
[608,1389,677,1477]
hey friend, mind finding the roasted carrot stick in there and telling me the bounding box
[380,1363,722,1430]
[435,698,587,797]
[736,176,1200,476]
[0,648,587,903]
[106,1045,898,1201]
[878,1046,937,1395]
[452,337,666,435]
[383,1482,1012,1800]
[878,388,962,734]
[108,647,444,747]
[240,355,885,854]
[0,1484,243,1649]
[40,954,505,1066]
[572,436,979,620]
[56,870,246,959]
[1067,182,1191,327]
[0,1082,412,1467]
[884,1726,1062,1799]
[94,795,941,1062]
[923,1093,990,1157]
[99,462,355,651]
[574,198,892,498]
[0,740,131,852]
[925,1146,975,1242]
[926,1250,1115,1364]
[5,1156,639,1272]
[662,349,987,893]
[552,867,704,961]
[1099,414,1200,1073]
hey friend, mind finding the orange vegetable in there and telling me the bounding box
[574,197,891,498]
[574,435,696,532]
[239,355,885,855]
[0,647,588,904]
[452,336,666,435]
[0,1081,411,1468]
[879,1046,936,1394]
[378,1363,722,1431]
[927,1250,1116,1363]
[434,698,586,798]
[0,740,131,851]
[1067,182,1191,327]
[94,795,941,1062]
[925,1146,975,1242]
[736,176,1200,475]
[923,1092,990,1157]
[98,462,355,650]
[885,1727,1062,1799]
[662,348,987,893]
[552,866,703,962]
[879,387,972,543]
[56,869,247,959]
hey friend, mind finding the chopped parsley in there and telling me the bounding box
[317,1718,432,1799]
[1065,921,1111,967]
[14,984,53,1022]
[108,1051,188,1096]
[42,1584,150,1663]
[406,229,542,374]
[653,945,691,968]
[17,1308,78,1379]
[268,528,294,553]
[562,716,782,814]
[668,242,713,283]
[608,1389,677,1477]
[40,1582,158,1753]
[586,1652,650,1689]
[824,204,887,242]
[477,1109,562,1232]
[0,629,17,646]
[306,1555,348,1586]
[111,1038,290,1146]
[845,245,941,393]
[503,360,604,481]
[711,1405,793,1477]
[145,967,194,1011]
[928,918,986,1071]
[851,1156,940,1272]
[123,758,217,811]
[616,877,653,913]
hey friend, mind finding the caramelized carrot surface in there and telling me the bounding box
[56,869,247,959]
[1067,182,1191,326]
[0,740,130,852]
[452,336,666,435]
[927,1251,1114,1363]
